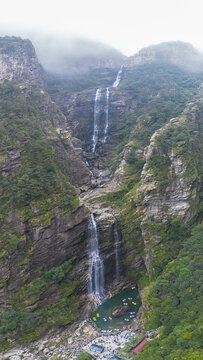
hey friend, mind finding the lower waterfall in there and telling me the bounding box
[88,213,105,303]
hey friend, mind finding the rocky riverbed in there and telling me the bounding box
[1,320,96,360]
[1,317,143,360]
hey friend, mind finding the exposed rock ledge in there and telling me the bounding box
[135,117,198,275]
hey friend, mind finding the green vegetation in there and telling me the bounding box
[76,352,95,360]
[115,63,203,154]
[47,68,118,94]
[136,224,203,360]
[0,258,78,350]
[102,66,203,360]
[0,81,80,350]
[51,355,69,360]
[0,82,78,219]
[0,82,79,253]
[141,219,191,280]
[148,148,171,191]
[148,100,203,205]
[107,96,203,281]
[104,64,203,225]
[0,39,203,360]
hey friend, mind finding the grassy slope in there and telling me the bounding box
[116,63,203,151]
[136,224,203,360]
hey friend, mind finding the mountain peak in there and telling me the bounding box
[0,36,45,86]
[128,41,203,72]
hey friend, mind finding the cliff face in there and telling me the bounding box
[0,38,128,350]
[0,37,45,87]
[0,36,202,356]
[47,44,203,289]
[51,88,128,161]
[0,37,95,347]
[134,106,202,278]
[0,205,89,305]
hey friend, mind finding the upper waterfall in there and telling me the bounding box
[113,65,124,87]
[92,88,102,152]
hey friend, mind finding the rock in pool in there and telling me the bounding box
[112,305,130,317]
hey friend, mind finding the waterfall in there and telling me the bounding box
[113,64,124,88]
[88,213,105,303]
[114,220,120,283]
[92,88,102,152]
[103,87,109,143]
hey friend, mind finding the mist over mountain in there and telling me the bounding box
[30,34,126,77]
[31,36,203,77]
[128,41,203,72]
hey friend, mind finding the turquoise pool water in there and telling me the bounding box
[91,287,141,331]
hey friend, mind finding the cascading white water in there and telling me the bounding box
[114,220,120,283]
[88,213,105,303]
[92,88,102,152]
[103,87,109,143]
[91,66,124,150]
[113,64,124,88]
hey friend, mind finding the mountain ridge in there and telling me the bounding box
[127,40,203,72]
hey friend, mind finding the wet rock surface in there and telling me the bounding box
[112,305,130,317]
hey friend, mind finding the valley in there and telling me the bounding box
[0,37,202,360]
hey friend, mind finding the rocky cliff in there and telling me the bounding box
[0,37,45,87]
[0,37,128,351]
[0,37,94,349]
[133,103,202,278]
[0,36,202,359]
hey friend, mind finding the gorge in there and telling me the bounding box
[0,36,202,360]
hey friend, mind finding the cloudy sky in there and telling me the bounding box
[0,0,203,55]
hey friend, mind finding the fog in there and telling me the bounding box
[29,33,125,75]
[1,0,203,73]
[1,0,203,53]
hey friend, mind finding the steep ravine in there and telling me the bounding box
[3,96,202,358]
[0,37,131,356]
[1,37,203,359]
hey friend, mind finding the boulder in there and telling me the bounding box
[112,305,130,317]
